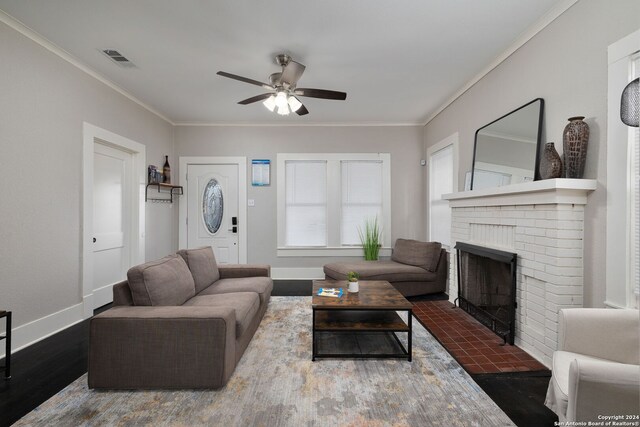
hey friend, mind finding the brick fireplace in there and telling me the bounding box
[443,178,596,367]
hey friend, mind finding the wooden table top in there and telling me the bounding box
[312,280,412,310]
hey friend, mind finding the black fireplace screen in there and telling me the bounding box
[455,242,517,345]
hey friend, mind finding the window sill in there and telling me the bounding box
[277,247,392,257]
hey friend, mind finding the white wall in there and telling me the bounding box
[423,0,640,307]
[174,125,425,269]
[0,21,175,350]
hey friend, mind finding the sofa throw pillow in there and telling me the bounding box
[177,246,220,294]
[127,255,196,306]
[391,239,442,272]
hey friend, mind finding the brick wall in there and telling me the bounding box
[450,204,585,367]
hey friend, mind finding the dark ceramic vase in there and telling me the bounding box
[540,142,563,179]
[563,116,589,178]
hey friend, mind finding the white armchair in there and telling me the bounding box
[545,308,640,422]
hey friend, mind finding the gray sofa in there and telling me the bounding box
[88,246,272,389]
[324,239,447,297]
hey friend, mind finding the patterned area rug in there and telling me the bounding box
[16,297,514,426]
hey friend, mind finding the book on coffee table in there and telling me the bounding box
[317,287,344,298]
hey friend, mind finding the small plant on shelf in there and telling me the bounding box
[358,216,381,260]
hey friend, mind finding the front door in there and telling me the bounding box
[92,142,132,308]
[187,164,239,264]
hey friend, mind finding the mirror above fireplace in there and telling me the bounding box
[471,98,544,190]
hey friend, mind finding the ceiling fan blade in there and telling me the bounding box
[238,93,274,105]
[217,71,273,90]
[295,104,309,116]
[294,88,347,100]
[281,60,306,86]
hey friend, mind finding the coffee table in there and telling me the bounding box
[312,280,412,361]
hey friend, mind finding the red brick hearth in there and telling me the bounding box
[412,300,547,374]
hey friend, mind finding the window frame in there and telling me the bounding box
[277,153,391,257]
[605,29,640,309]
[427,133,459,251]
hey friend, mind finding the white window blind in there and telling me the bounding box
[632,54,639,301]
[341,161,383,245]
[633,125,639,300]
[429,145,453,247]
[285,161,327,246]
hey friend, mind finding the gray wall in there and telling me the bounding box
[175,125,425,268]
[0,21,175,329]
[423,0,640,307]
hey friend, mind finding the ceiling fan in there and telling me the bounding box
[217,54,347,116]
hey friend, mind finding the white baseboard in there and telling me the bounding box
[271,267,324,280]
[0,303,85,359]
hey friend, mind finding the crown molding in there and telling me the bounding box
[173,122,422,127]
[422,0,579,127]
[0,9,175,125]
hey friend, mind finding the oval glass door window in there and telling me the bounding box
[203,178,223,234]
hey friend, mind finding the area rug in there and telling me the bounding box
[15,297,514,427]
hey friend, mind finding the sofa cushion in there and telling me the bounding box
[197,277,273,305]
[183,292,260,338]
[324,260,436,283]
[177,247,220,293]
[127,255,196,306]
[392,239,442,272]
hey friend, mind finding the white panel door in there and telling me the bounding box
[92,142,132,308]
[187,164,239,264]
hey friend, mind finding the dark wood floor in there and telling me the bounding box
[0,281,557,427]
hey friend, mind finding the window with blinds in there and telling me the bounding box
[341,161,383,245]
[277,153,391,255]
[429,144,454,247]
[632,53,639,303]
[633,125,639,300]
[285,160,327,246]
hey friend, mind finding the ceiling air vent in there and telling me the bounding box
[101,49,135,67]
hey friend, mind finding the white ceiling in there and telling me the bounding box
[0,0,565,125]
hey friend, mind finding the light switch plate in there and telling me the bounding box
[248,199,255,207]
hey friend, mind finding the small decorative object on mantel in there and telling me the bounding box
[347,271,359,293]
[539,142,563,179]
[563,116,589,178]
[163,155,171,184]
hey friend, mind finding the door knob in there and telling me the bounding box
[93,237,96,243]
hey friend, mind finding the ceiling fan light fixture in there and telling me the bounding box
[263,95,277,112]
[288,96,302,112]
[275,92,289,109]
[277,104,291,116]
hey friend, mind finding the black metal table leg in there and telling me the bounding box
[312,308,316,361]
[407,309,412,362]
[1,311,10,380]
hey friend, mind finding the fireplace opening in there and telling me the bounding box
[454,242,517,345]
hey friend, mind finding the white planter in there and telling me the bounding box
[348,281,359,293]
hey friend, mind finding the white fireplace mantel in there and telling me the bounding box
[442,178,597,367]
[443,178,597,207]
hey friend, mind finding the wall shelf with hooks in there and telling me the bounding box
[145,183,183,203]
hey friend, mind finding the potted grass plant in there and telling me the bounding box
[347,271,360,293]
[358,217,381,261]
